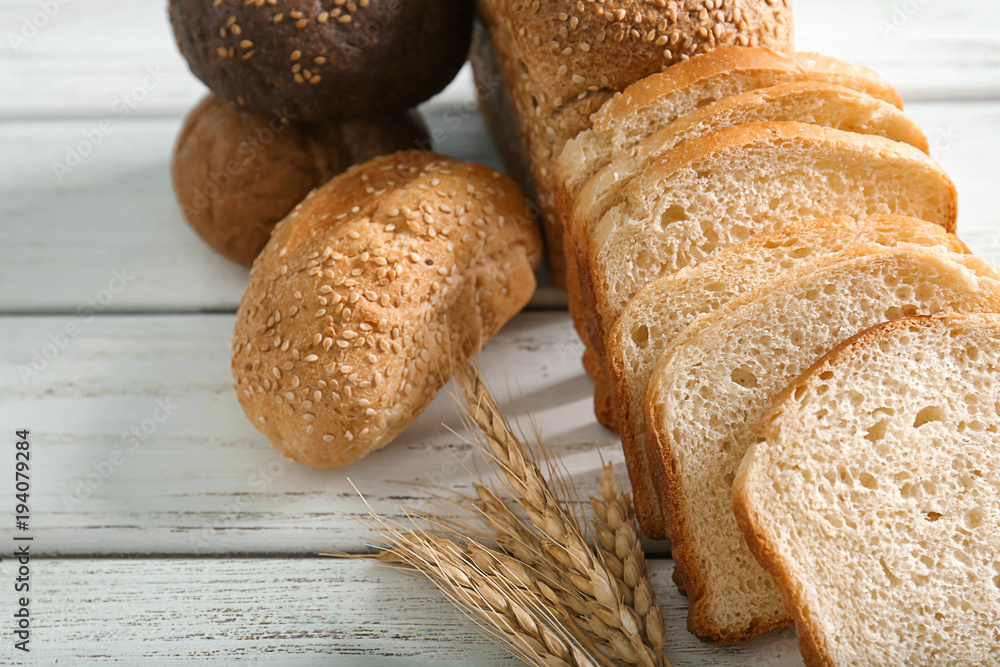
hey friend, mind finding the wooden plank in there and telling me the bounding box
[0,311,637,556]
[0,556,802,665]
[0,106,565,314]
[1,100,998,314]
[795,0,1000,101]
[1,0,999,121]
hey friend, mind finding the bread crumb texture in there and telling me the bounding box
[644,248,1000,643]
[739,314,1000,666]
[231,151,542,467]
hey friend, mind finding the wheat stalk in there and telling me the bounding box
[591,464,668,665]
[452,361,666,667]
[351,361,671,666]
[376,527,595,667]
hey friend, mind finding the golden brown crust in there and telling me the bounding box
[172,94,428,266]
[473,0,794,287]
[592,365,619,432]
[608,324,667,540]
[231,151,543,467]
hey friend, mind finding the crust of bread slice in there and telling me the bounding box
[571,78,930,426]
[572,80,929,258]
[607,215,970,539]
[735,314,1000,666]
[556,47,903,223]
[587,122,958,361]
[642,245,1000,644]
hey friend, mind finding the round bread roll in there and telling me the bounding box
[232,151,543,467]
[172,94,429,267]
[168,0,474,122]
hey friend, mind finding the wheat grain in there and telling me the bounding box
[591,464,668,665]
[453,361,666,667]
[352,362,671,666]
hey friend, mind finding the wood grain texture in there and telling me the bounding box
[1,0,998,663]
[0,102,997,315]
[0,312,635,556]
[0,557,802,666]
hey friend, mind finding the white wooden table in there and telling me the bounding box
[1,1,998,664]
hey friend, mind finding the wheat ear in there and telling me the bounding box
[453,361,662,667]
[591,464,668,666]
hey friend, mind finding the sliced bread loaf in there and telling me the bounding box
[556,47,903,219]
[573,80,928,432]
[587,121,958,356]
[571,81,929,256]
[607,216,969,539]
[735,314,1000,666]
[642,245,1000,643]
[557,48,904,382]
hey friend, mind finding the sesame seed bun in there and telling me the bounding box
[231,151,543,467]
[172,94,429,267]
[169,0,474,122]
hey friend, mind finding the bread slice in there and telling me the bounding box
[556,47,903,222]
[735,314,1000,666]
[556,47,904,378]
[642,246,1000,644]
[474,8,793,287]
[607,216,970,540]
[574,80,928,432]
[573,81,929,254]
[587,122,958,355]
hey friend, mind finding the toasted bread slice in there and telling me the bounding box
[736,314,1000,666]
[607,216,969,539]
[642,246,1000,643]
[588,122,958,356]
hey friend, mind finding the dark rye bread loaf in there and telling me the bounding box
[169,0,474,122]
[173,94,428,266]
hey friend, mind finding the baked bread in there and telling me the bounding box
[572,80,927,250]
[472,2,794,287]
[469,20,535,200]
[169,0,473,122]
[575,77,926,431]
[607,215,969,539]
[173,94,428,267]
[587,122,958,359]
[642,246,1000,643]
[231,151,543,467]
[559,52,906,386]
[735,314,1000,666]
[559,49,902,218]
